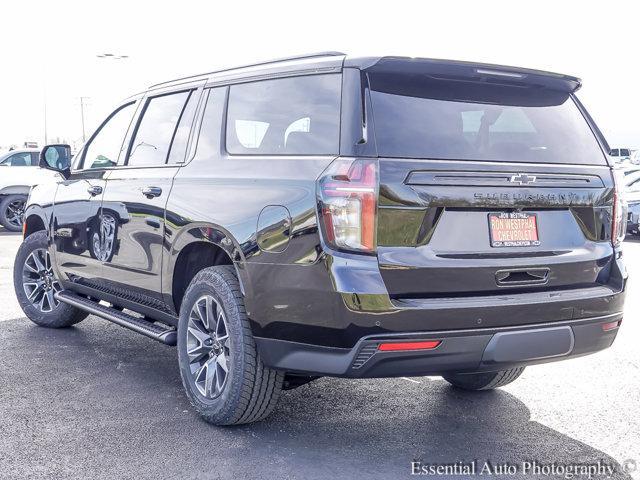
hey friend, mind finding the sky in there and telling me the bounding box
[0,0,638,151]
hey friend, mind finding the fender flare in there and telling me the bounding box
[162,223,251,311]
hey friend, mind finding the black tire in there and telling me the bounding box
[0,194,27,232]
[177,265,284,425]
[443,367,525,391]
[13,230,88,328]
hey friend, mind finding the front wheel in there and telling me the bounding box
[177,265,284,425]
[13,231,88,327]
[0,194,27,232]
[442,367,525,391]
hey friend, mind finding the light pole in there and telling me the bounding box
[43,91,48,145]
[79,96,90,142]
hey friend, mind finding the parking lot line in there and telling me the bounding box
[401,377,421,384]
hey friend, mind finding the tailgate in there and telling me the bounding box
[376,159,615,297]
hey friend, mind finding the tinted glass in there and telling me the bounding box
[193,88,226,162]
[226,74,341,155]
[167,91,200,163]
[83,103,136,169]
[3,152,32,166]
[369,73,606,165]
[620,149,631,156]
[128,91,190,167]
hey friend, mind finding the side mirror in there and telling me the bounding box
[39,144,72,179]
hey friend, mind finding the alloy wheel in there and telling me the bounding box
[5,199,25,229]
[22,248,61,313]
[187,295,230,399]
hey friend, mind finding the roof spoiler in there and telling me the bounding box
[363,57,582,93]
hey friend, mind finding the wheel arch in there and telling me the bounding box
[164,224,249,315]
[23,203,50,238]
[24,213,46,237]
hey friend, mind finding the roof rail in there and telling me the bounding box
[149,51,347,89]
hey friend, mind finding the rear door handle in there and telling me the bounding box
[87,185,103,196]
[142,186,162,199]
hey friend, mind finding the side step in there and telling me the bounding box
[55,291,177,346]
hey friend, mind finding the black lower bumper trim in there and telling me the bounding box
[255,314,622,378]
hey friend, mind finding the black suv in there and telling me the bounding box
[14,53,627,425]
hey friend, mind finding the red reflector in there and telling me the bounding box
[602,320,621,332]
[378,341,441,352]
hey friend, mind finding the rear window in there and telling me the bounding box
[368,73,606,165]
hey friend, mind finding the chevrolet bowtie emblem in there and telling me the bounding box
[509,173,537,185]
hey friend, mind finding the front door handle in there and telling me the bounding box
[87,185,103,196]
[142,186,162,199]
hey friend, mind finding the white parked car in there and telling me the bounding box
[0,149,61,231]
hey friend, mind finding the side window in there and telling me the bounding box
[167,90,200,164]
[83,102,136,169]
[127,91,190,167]
[30,152,39,166]
[4,152,31,166]
[226,74,341,155]
[192,88,227,162]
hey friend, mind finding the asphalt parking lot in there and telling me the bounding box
[0,229,638,480]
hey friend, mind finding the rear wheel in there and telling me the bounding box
[0,194,27,232]
[177,265,284,425]
[443,367,525,390]
[13,231,88,327]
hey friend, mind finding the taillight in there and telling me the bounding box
[317,158,378,253]
[612,169,628,247]
[602,320,621,332]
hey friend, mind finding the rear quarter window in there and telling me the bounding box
[226,74,341,156]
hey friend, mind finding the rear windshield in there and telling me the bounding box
[368,73,606,165]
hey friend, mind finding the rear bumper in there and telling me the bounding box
[244,248,627,349]
[255,314,622,377]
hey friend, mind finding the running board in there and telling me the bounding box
[55,291,177,346]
